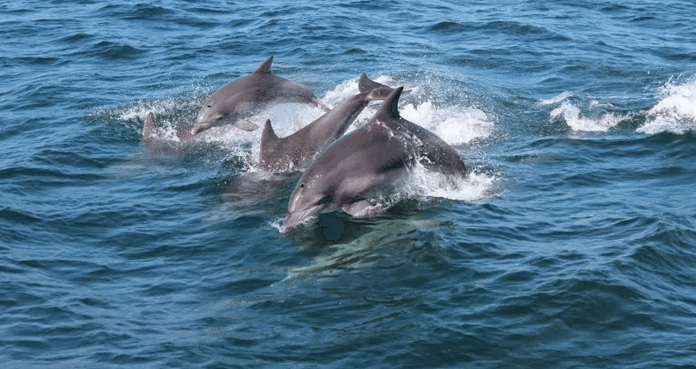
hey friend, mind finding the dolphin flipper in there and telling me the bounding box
[233,120,259,131]
[342,200,385,218]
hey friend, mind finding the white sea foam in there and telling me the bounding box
[404,165,496,202]
[401,101,493,145]
[550,101,623,132]
[324,75,494,145]
[540,91,573,106]
[544,93,624,133]
[638,78,696,135]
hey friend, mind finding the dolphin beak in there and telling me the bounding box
[280,205,324,233]
[190,121,211,135]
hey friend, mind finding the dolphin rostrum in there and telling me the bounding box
[191,56,328,135]
[258,74,403,172]
[281,86,467,231]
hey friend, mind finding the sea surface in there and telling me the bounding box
[2,0,696,368]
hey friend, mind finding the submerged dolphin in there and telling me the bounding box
[191,56,327,135]
[258,74,404,172]
[282,86,467,231]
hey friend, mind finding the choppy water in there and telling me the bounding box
[2,1,696,368]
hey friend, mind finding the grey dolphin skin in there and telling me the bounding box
[191,56,328,135]
[258,74,401,172]
[281,86,467,231]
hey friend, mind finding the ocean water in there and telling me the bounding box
[2,0,696,368]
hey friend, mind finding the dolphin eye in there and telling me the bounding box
[207,105,211,108]
[300,184,304,188]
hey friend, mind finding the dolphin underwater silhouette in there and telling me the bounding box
[258,74,407,172]
[141,56,327,143]
[281,86,467,231]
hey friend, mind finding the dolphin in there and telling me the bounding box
[281,86,467,231]
[258,74,404,172]
[190,56,328,135]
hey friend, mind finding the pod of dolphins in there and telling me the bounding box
[143,57,468,232]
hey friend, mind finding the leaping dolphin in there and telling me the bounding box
[281,86,467,231]
[141,57,328,144]
[191,56,328,135]
[258,74,405,172]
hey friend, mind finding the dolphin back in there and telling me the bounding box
[376,87,467,176]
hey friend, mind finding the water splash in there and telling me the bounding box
[638,77,696,135]
[540,91,573,106]
[550,101,623,132]
[401,101,493,145]
[544,93,624,133]
[405,164,497,202]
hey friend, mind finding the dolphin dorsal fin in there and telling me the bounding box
[253,56,274,74]
[142,111,158,142]
[261,119,279,145]
[376,86,403,119]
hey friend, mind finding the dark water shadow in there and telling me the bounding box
[286,200,451,274]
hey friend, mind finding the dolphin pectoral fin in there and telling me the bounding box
[233,120,259,131]
[342,200,384,218]
[142,111,158,142]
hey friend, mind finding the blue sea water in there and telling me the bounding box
[2,0,696,367]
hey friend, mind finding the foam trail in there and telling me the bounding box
[638,78,696,135]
